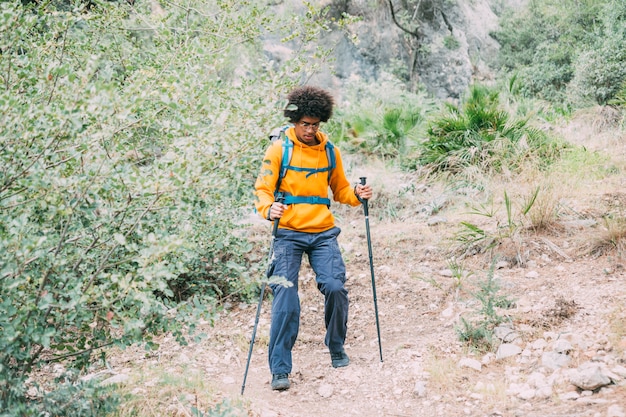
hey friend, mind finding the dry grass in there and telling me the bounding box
[422,353,463,394]
[109,363,249,417]
[608,304,626,356]
[584,216,626,257]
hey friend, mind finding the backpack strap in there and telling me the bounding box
[325,141,336,183]
[283,195,331,205]
[271,126,292,198]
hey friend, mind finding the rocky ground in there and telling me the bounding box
[95,112,626,417]
[104,190,626,417]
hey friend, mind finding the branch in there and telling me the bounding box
[387,0,420,38]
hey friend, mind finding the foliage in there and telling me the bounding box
[456,262,514,352]
[0,0,352,413]
[454,187,547,260]
[415,85,567,175]
[493,0,626,106]
[609,80,626,127]
[588,215,626,257]
[327,76,432,161]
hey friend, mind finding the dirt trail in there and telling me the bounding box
[182,214,626,417]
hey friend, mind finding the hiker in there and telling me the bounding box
[254,85,373,391]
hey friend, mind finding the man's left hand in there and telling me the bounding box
[355,184,373,200]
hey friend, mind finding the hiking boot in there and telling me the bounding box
[271,373,290,391]
[330,349,350,368]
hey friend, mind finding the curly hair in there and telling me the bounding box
[283,86,335,123]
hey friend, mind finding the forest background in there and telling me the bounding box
[1,0,625,415]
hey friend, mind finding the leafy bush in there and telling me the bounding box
[566,1,626,106]
[493,0,626,106]
[0,0,347,413]
[415,85,566,174]
[328,77,432,160]
[456,263,514,352]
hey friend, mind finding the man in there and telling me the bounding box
[254,86,373,391]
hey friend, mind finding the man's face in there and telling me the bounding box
[294,116,321,146]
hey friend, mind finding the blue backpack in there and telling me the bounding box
[269,125,336,206]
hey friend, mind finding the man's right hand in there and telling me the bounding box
[267,202,288,221]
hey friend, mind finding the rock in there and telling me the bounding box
[458,358,482,371]
[553,339,574,354]
[481,352,495,365]
[559,391,580,401]
[607,405,626,417]
[569,362,612,391]
[414,380,427,397]
[611,365,626,379]
[100,373,130,386]
[517,386,535,400]
[541,351,571,371]
[494,325,521,343]
[438,269,453,277]
[318,383,334,398]
[427,216,448,226]
[496,343,522,360]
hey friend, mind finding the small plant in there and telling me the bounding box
[454,187,546,260]
[443,35,460,50]
[455,262,515,352]
[456,317,494,352]
[446,257,474,299]
[589,215,626,256]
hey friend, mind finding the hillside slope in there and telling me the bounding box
[101,111,626,417]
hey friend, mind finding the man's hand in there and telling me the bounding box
[267,202,288,221]
[355,183,373,200]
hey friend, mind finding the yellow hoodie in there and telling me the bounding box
[254,127,361,233]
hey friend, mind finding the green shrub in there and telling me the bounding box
[328,77,432,160]
[416,84,567,174]
[493,0,624,105]
[456,263,514,352]
[0,0,348,412]
[566,0,626,106]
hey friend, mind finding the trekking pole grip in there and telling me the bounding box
[272,193,285,236]
[359,177,369,216]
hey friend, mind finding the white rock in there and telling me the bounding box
[318,383,334,398]
[458,358,482,371]
[517,387,535,400]
[541,351,571,370]
[414,380,427,397]
[100,374,130,386]
[607,404,626,417]
[496,343,522,360]
[481,353,495,365]
[559,391,580,401]
[526,371,549,388]
[569,362,612,391]
[554,339,574,354]
[535,385,553,399]
[612,365,626,379]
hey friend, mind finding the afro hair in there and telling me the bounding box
[283,86,334,123]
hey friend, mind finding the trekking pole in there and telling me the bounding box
[361,177,383,362]
[359,177,383,362]
[241,194,284,395]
